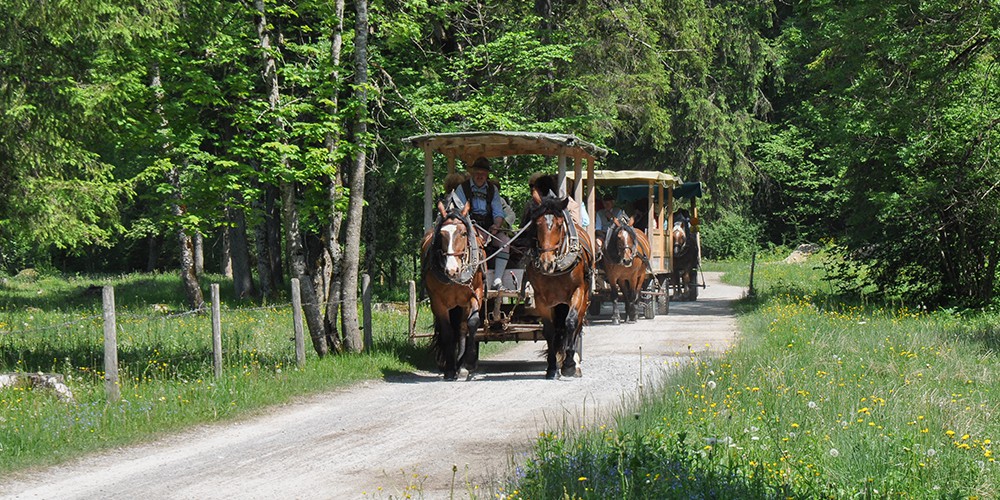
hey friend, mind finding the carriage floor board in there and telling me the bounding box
[0,272,743,500]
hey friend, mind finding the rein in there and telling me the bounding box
[477,219,534,262]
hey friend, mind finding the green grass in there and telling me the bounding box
[0,271,441,474]
[504,257,999,499]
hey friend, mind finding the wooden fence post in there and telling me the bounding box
[408,280,417,345]
[102,285,120,402]
[211,284,222,378]
[362,273,372,351]
[291,278,305,368]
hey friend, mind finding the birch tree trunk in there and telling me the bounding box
[340,0,369,353]
[152,62,204,310]
[255,0,328,355]
[323,0,346,352]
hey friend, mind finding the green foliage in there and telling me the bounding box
[765,1,1000,307]
[699,210,762,260]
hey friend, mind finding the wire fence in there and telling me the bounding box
[0,275,423,402]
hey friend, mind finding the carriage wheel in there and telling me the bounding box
[657,276,670,315]
[642,279,656,319]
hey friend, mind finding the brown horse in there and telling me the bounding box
[421,199,486,380]
[602,218,652,324]
[524,189,593,379]
[671,216,699,301]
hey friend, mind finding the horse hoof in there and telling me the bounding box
[626,318,637,324]
[561,365,578,378]
[612,317,620,326]
[545,369,558,380]
[465,371,477,381]
[443,371,458,381]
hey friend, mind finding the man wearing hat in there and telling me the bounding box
[595,191,626,253]
[455,157,510,290]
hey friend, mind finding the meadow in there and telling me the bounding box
[505,254,999,499]
[0,271,434,473]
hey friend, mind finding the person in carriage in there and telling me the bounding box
[594,191,627,257]
[453,157,511,290]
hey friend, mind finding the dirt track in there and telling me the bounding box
[0,272,743,500]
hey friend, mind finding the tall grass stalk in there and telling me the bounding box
[506,258,998,498]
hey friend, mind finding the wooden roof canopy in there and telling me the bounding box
[567,169,682,187]
[405,131,608,164]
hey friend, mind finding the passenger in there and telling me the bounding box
[454,157,511,290]
[522,172,589,228]
[594,192,626,253]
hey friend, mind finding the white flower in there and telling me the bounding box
[706,380,717,390]
[926,448,937,457]
[829,448,840,457]
[808,401,818,409]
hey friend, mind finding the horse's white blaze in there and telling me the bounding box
[441,225,462,274]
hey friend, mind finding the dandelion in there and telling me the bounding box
[808,401,818,409]
[927,448,937,457]
[707,380,717,390]
[829,448,840,457]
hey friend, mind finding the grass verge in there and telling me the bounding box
[503,257,999,498]
[0,272,441,474]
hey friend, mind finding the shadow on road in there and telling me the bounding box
[667,297,738,317]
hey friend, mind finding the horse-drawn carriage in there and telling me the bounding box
[406,131,606,379]
[568,171,704,321]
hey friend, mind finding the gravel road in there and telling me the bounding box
[0,272,743,500]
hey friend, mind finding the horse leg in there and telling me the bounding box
[441,307,464,381]
[462,306,482,380]
[623,280,637,323]
[610,281,621,326]
[561,303,582,378]
[543,319,558,379]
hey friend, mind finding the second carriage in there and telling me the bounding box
[569,170,704,320]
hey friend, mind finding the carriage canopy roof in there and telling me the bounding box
[673,181,703,199]
[566,169,682,188]
[404,131,608,165]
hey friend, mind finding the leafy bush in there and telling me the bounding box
[700,210,762,260]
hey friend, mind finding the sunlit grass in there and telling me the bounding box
[506,256,999,498]
[0,272,435,473]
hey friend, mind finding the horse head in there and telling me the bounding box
[672,220,689,257]
[528,189,579,274]
[608,219,638,266]
[433,200,480,282]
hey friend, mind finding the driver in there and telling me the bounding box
[454,157,510,290]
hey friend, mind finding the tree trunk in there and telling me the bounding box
[170,164,204,310]
[282,182,328,355]
[221,221,233,278]
[151,61,203,310]
[193,232,204,276]
[323,0,347,352]
[146,234,160,272]
[229,207,256,299]
[340,0,369,353]
[255,0,328,355]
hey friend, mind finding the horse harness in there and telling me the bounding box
[425,209,484,286]
[604,223,639,266]
[531,208,586,276]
